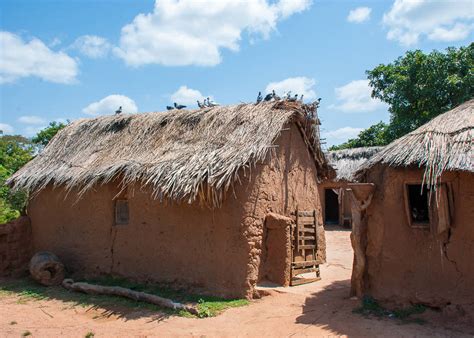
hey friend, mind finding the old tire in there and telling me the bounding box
[29,251,65,286]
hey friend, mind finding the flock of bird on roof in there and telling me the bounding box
[114,90,318,115]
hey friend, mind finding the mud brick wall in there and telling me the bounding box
[0,216,32,276]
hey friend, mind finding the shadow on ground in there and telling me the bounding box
[295,278,474,336]
[0,276,248,322]
[0,276,173,322]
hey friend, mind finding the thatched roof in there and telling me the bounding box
[326,147,383,182]
[358,99,473,186]
[9,101,329,207]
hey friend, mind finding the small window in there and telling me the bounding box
[406,184,429,226]
[115,199,129,225]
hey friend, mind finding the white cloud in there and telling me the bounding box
[329,79,386,113]
[427,23,472,42]
[18,115,46,125]
[265,76,316,101]
[323,127,363,144]
[0,123,14,134]
[277,0,312,18]
[171,86,209,106]
[0,31,78,84]
[383,0,474,46]
[72,35,111,58]
[82,95,138,116]
[23,125,45,137]
[347,7,372,23]
[115,0,312,67]
[49,37,61,48]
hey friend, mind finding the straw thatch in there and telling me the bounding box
[9,101,329,207]
[358,99,473,187]
[326,147,383,182]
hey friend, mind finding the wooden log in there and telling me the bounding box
[61,279,198,315]
[29,251,65,286]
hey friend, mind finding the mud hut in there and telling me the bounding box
[354,99,473,307]
[320,147,382,227]
[9,101,331,298]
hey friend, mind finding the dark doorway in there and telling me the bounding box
[325,189,339,225]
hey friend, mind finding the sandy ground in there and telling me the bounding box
[1,227,473,337]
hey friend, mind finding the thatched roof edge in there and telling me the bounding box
[356,99,473,186]
[326,146,383,182]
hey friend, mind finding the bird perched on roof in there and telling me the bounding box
[264,91,273,101]
[285,91,292,100]
[174,102,186,110]
[206,97,219,107]
[166,105,174,110]
[299,94,304,103]
[197,100,205,109]
[115,106,122,115]
[288,94,298,102]
[272,90,280,101]
[256,91,263,104]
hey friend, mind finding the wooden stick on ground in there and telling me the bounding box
[61,279,199,315]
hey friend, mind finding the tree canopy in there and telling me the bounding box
[329,122,388,151]
[0,121,67,223]
[331,43,473,150]
[32,121,67,147]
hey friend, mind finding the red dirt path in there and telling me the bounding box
[1,228,472,337]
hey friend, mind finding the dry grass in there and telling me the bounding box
[9,101,329,207]
[326,147,383,182]
[358,99,473,187]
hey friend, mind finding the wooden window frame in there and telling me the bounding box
[114,199,129,226]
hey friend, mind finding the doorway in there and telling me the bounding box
[325,189,339,225]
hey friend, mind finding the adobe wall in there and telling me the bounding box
[0,216,32,276]
[27,123,325,298]
[363,166,474,307]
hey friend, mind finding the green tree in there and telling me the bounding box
[367,43,473,142]
[329,122,389,151]
[32,121,67,147]
[0,135,34,223]
[0,120,68,223]
[330,43,473,150]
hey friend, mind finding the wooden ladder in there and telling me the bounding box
[290,209,321,286]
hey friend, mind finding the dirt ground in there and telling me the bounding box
[1,227,473,337]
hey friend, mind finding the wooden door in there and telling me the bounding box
[290,209,321,286]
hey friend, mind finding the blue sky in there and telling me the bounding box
[1,0,473,147]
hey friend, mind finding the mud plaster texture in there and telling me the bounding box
[0,216,32,277]
[362,166,474,308]
[27,123,326,299]
[261,213,292,286]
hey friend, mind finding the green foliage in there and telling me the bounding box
[329,122,389,151]
[367,43,473,143]
[0,277,249,319]
[331,43,473,149]
[353,296,426,325]
[0,121,66,223]
[0,135,34,173]
[0,136,34,223]
[32,121,67,147]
